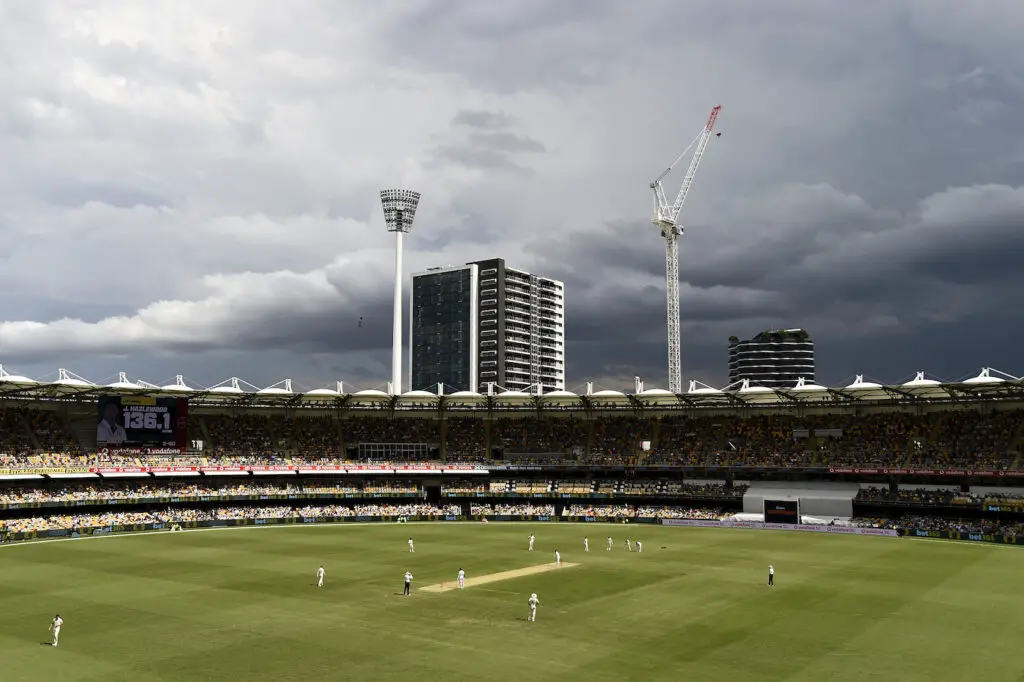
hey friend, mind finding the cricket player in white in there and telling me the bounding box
[528,593,539,622]
[408,538,415,553]
[636,541,642,553]
[606,536,612,551]
[50,614,63,647]
[457,568,466,589]
[317,565,325,587]
[584,537,589,552]
[768,565,775,587]
[528,534,535,551]
[404,571,414,596]
[624,538,632,551]
[554,549,561,566]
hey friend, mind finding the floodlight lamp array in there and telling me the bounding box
[380,188,421,233]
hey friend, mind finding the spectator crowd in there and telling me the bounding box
[1,407,1021,471]
[0,503,463,535]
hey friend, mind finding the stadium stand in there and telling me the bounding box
[2,397,1024,545]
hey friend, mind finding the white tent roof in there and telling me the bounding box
[687,380,723,395]
[401,390,439,399]
[588,389,626,398]
[209,377,245,394]
[789,377,827,391]
[902,371,941,387]
[161,375,196,392]
[845,375,883,390]
[3,365,1022,407]
[447,390,484,400]
[539,390,580,402]
[53,368,93,387]
[352,389,390,399]
[106,372,140,390]
[0,365,37,385]
[257,379,293,395]
[961,368,1006,385]
[494,390,532,401]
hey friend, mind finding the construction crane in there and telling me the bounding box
[650,105,721,394]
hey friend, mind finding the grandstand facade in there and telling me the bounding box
[2,370,1023,545]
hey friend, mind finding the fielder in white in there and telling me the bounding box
[458,568,466,589]
[528,593,539,622]
[637,541,643,553]
[554,549,561,565]
[606,536,613,551]
[528,534,535,551]
[584,537,589,552]
[50,614,63,647]
[316,565,325,587]
[624,538,632,551]
[408,538,415,553]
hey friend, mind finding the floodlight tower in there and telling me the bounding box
[650,105,721,394]
[380,188,422,395]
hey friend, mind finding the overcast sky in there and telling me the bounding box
[1,0,1023,392]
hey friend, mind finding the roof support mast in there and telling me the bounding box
[650,105,721,394]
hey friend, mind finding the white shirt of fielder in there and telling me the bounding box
[408,538,414,553]
[50,615,63,647]
[96,419,127,444]
[528,534,535,551]
[528,593,539,622]
[606,537,612,550]
[317,566,325,587]
[584,537,589,552]
[458,569,466,589]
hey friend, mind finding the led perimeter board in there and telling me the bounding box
[764,499,800,524]
[96,395,189,451]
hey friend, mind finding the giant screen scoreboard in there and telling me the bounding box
[96,395,189,452]
[763,499,800,524]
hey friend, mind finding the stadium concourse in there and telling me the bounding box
[1,365,1023,545]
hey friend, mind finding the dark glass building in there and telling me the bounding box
[410,259,564,393]
[728,328,815,389]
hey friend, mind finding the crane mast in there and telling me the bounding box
[650,105,721,394]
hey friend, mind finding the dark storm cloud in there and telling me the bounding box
[2,1,1024,392]
[527,181,1024,385]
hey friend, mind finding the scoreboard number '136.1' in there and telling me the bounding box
[123,409,173,431]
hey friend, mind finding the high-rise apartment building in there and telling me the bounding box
[728,328,815,389]
[410,258,565,393]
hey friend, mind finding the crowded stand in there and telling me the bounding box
[854,515,1024,537]
[444,417,487,460]
[2,405,1022,471]
[0,503,463,535]
[0,481,420,508]
[564,505,725,519]
[2,401,1023,548]
[471,504,555,516]
[855,486,1024,509]
[492,417,587,457]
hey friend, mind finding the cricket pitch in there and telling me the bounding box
[420,562,580,593]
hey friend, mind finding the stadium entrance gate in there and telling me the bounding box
[742,481,861,520]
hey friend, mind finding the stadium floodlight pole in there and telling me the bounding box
[380,188,422,395]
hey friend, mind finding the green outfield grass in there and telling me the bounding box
[2,522,1023,681]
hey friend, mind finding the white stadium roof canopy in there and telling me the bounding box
[0,366,1022,407]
